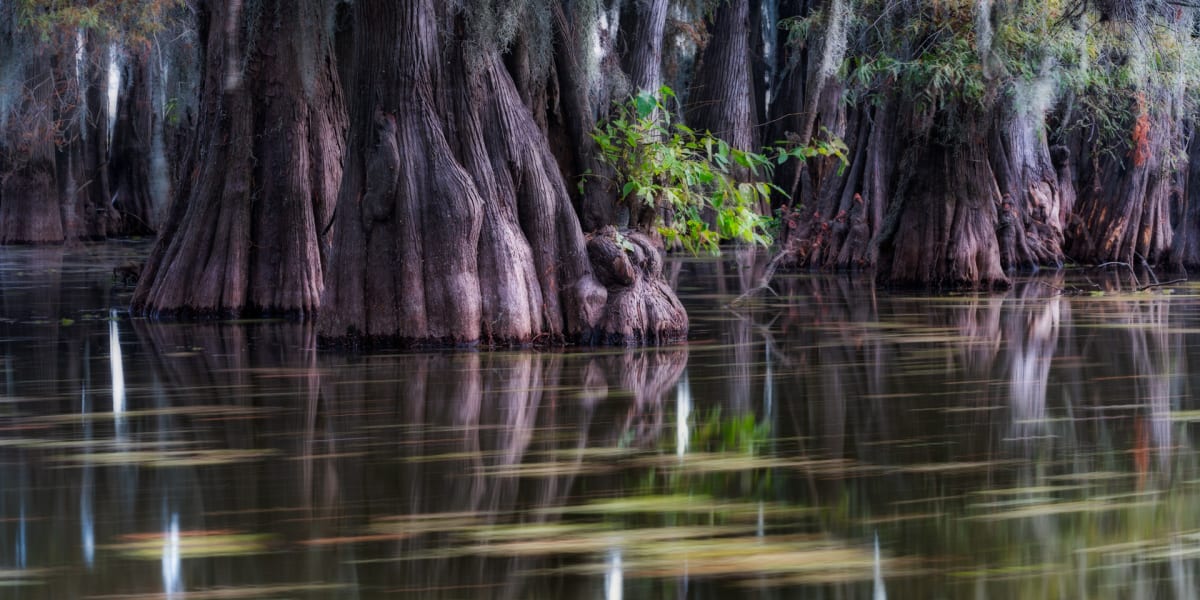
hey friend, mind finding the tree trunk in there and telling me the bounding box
[0,9,63,245]
[686,0,758,153]
[782,93,896,269]
[1067,98,1181,265]
[133,0,347,318]
[988,101,1068,271]
[620,0,669,94]
[80,31,116,240]
[766,1,1072,287]
[47,30,115,242]
[1168,126,1200,269]
[877,120,1008,288]
[549,2,616,231]
[553,0,670,232]
[318,0,687,347]
[110,46,157,236]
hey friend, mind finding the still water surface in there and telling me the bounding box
[1,243,1199,598]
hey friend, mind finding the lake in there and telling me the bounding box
[0,242,1197,599]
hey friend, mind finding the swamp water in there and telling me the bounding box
[0,243,1199,598]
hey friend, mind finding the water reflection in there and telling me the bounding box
[2,245,1200,597]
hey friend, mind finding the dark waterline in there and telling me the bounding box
[1,242,1199,598]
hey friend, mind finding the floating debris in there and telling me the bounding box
[108,531,273,559]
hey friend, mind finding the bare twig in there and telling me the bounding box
[1136,278,1187,292]
[730,249,789,306]
[1093,261,1140,288]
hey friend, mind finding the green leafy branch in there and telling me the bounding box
[592,86,847,255]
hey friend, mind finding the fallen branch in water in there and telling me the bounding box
[1136,278,1187,292]
[1090,261,1185,292]
[730,250,789,307]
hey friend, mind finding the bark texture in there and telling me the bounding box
[550,2,618,232]
[78,32,117,240]
[620,0,669,94]
[877,127,1007,288]
[767,0,1071,287]
[1067,101,1181,266]
[132,0,347,318]
[989,103,1069,271]
[686,0,758,153]
[0,11,63,244]
[317,0,686,347]
[1168,126,1200,269]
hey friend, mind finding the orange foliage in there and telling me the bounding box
[1130,93,1150,167]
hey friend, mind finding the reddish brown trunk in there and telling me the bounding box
[1067,102,1181,265]
[133,0,347,318]
[1168,126,1200,269]
[877,126,1008,288]
[318,0,686,348]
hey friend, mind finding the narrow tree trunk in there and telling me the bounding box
[49,30,116,242]
[80,31,116,239]
[318,0,687,347]
[1168,126,1200,269]
[110,46,157,236]
[686,0,758,152]
[766,0,814,230]
[550,2,614,231]
[621,0,669,93]
[133,0,347,318]
[552,0,669,232]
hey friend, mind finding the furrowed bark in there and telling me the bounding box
[988,100,1068,271]
[318,0,687,348]
[133,0,347,318]
[686,0,758,153]
[877,121,1008,288]
[1067,100,1181,266]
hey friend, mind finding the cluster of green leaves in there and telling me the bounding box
[831,1,1059,114]
[1056,14,1200,157]
[789,0,1200,151]
[592,86,846,255]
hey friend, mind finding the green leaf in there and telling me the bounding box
[635,93,657,120]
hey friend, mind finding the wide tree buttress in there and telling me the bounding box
[317,1,686,347]
[132,0,347,318]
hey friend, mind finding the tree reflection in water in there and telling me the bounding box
[0,246,1199,597]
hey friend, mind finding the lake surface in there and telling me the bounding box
[1,243,1199,599]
